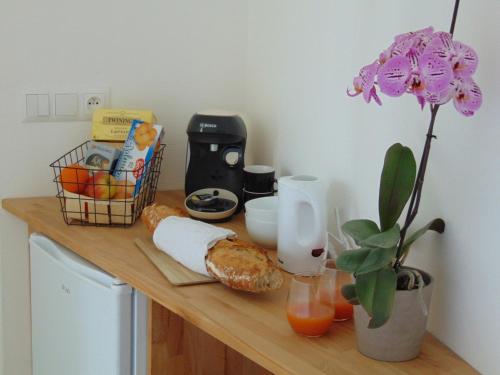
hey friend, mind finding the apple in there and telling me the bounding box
[113,179,136,199]
[84,172,117,199]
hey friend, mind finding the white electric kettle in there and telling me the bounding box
[277,175,327,275]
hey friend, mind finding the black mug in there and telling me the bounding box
[242,189,275,204]
[243,165,277,194]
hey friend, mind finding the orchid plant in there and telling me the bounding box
[337,0,481,328]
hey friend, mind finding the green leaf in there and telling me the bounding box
[368,268,397,328]
[336,249,371,273]
[356,247,397,275]
[341,284,357,300]
[341,284,360,305]
[379,143,416,231]
[342,220,380,245]
[355,271,376,315]
[360,224,400,248]
[355,268,397,328]
[401,218,445,258]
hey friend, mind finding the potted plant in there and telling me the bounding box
[338,0,482,361]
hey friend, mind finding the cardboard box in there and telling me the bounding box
[92,108,157,141]
[113,120,164,195]
[83,141,121,171]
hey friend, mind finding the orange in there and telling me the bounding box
[60,163,90,193]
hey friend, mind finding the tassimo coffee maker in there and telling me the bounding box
[185,111,247,210]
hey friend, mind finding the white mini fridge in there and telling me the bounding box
[29,234,147,375]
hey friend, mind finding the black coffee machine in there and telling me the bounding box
[185,112,247,210]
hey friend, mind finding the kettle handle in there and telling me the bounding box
[294,188,324,251]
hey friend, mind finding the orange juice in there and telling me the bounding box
[287,302,335,337]
[334,286,353,320]
[318,286,353,321]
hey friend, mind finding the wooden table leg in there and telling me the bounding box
[148,300,272,375]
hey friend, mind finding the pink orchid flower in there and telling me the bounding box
[379,26,435,64]
[394,26,434,44]
[348,27,482,116]
[418,53,454,103]
[453,77,482,116]
[377,55,410,97]
[452,41,478,77]
[347,61,382,105]
[377,50,453,109]
[425,32,478,79]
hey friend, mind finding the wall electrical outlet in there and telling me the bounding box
[85,95,102,110]
[81,90,108,119]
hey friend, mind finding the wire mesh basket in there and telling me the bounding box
[50,141,165,227]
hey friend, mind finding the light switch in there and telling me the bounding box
[37,94,50,116]
[55,93,78,116]
[26,94,50,117]
[26,94,38,117]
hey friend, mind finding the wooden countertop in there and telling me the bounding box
[2,191,477,375]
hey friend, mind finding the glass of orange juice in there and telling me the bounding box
[286,274,335,337]
[321,259,353,321]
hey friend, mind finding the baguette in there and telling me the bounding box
[141,203,187,233]
[141,204,283,293]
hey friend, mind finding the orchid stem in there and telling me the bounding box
[394,0,460,271]
[449,0,461,35]
[395,106,439,266]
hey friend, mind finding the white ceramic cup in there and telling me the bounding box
[244,196,278,222]
[245,216,278,248]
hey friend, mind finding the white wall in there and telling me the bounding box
[0,1,248,374]
[245,1,500,374]
[2,1,499,374]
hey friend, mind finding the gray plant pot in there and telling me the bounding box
[353,269,434,362]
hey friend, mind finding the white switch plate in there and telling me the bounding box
[22,87,110,123]
[55,93,78,116]
[25,93,50,119]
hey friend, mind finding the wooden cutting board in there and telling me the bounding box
[134,237,217,286]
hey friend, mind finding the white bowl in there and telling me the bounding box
[245,216,278,248]
[244,196,278,222]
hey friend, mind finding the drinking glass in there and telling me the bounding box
[321,259,353,321]
[286,274,335,337]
